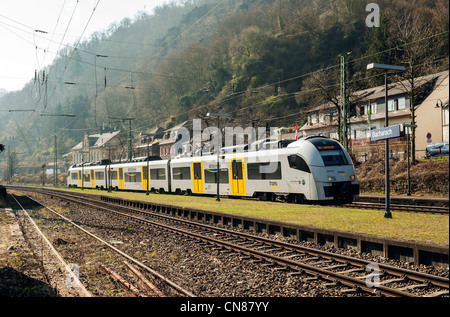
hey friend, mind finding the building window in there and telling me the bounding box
[388,99,395,111]
[331,112,337,121]
[398,97,406,110]
[371,103,377,114]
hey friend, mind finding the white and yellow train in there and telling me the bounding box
[67,136,359,204]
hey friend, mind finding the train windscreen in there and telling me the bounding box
[308,137,349,166]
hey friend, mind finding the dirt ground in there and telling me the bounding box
[0,205,90,297]
[0,207,55,296]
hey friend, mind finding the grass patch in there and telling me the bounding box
[56,187,449,246]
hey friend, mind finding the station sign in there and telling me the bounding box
[370,125,401,141]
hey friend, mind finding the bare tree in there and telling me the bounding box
[392,9,442,161]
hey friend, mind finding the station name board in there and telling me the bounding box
[370,125,401,141]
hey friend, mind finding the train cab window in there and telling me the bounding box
[173,167,191,180]
[247,162,282,180]
[320,150,348,166]
[308,138,349,166]
[288,155,311,173]
[150,168,166,180]
[71,172,78,180]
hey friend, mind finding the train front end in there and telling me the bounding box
[303,137,359,203]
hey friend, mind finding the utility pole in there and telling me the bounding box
[40,112,76,187]
[54,134,57,186]
[128,119,133,161]
[340,53,350,151]
[109,116,135,161]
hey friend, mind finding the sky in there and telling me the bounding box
[0,0,169,92]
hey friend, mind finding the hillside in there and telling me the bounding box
[356,158,449,196]
[0,0,448,172]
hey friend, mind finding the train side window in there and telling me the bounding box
[247,162,282,180]
[172,167,191,180]
[150,168,166,180]
[288,155,311,173]
[205,169,229,183]
[111,171,118,180]
[125,172,141,182]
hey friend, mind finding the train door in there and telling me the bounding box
[230,158,246,196]
[90,169,95,188]
[78,170,82,187]
[118,167,125,190]
[142,165,148,191]
[192,161,204,194]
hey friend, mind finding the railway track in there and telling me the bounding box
[9,192,194,297]
[346,201,449,214]
[13,187,449,297]
[6,185,448,214]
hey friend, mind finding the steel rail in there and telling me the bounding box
[29,190,449,297]
[9,194,93,297]
[47,189,450,289]
[347,202,449,214]
[12,187,449,296]
[23,194,195,297]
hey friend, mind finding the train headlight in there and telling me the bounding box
[328,176,336,181]
[350,175,356,180]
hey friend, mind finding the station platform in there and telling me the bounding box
[355,193,449,207]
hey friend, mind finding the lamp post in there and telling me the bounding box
[367,63,405,218]
[140,132,156,195]
[435,100,445,142]
[403,124,417,196]
[206,112,231,201]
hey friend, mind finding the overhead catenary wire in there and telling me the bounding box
[4,2,448,154]
[45,0,101,109]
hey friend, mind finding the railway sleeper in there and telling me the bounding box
[323,263,350,270]
[322,279,342,288]
[340,287,362,295]
[398,283,430,291]
[379,276,408,285]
